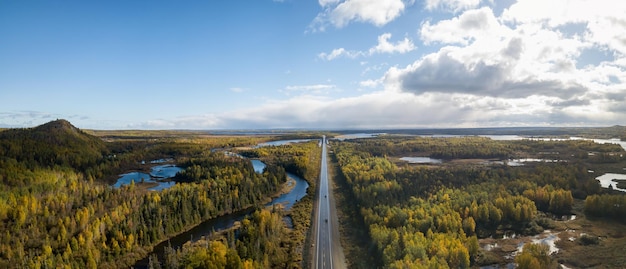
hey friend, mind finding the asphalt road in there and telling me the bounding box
[314,136,345,269]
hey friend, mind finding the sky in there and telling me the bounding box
[1,0,625,130]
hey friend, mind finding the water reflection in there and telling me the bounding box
[112,164,182,191]
[150,164,182,178]
[113,172,151,188]
[266,173,309,210]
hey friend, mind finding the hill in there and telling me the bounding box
[0,119,107,172]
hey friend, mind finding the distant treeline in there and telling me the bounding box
[334,125,626,140]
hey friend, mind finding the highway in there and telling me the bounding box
[313,135,345,269]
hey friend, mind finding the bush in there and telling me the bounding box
[536,217,556,229]
[578,234,600,245]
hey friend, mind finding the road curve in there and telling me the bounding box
[313,136,345,269]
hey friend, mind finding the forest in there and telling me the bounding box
[331,135,626,268]
[0,120,321,268]
[1,120,626,268]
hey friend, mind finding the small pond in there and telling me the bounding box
[480,230,562,269]
[150,165,183,178]
[506,158,564,166]
[251,159,267,173]
[595,173,626,192]
[112,164,182,191]
[400,157,443,164]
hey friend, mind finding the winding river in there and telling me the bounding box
[133,163,309,268]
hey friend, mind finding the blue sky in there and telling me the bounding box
[1,0,625,129]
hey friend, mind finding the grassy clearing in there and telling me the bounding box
[554,202,626,268]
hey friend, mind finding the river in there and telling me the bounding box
[133,169,309,268]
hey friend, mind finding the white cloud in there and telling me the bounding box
[502,0,626,55]
[586,17,626,55]
[131,115,223,130]
[218,91,476,129]
[284,84,336,92]
[502,0,616,26]
[319,33,414,60]
[384,49,588,99]
[318,48,361,60]
[420,7,506,45]
[319,0,341,7]
[281,84,337,95]
[369,33,416,54]
[404,6,618,104]
[132,88,623,129]
[118,2,626,129]
[310,0,413,31]
[424,0,485,13]
[364,3,626,128]
[230,87,245,93]
[361,62,388,76]
[359,78,382,88]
